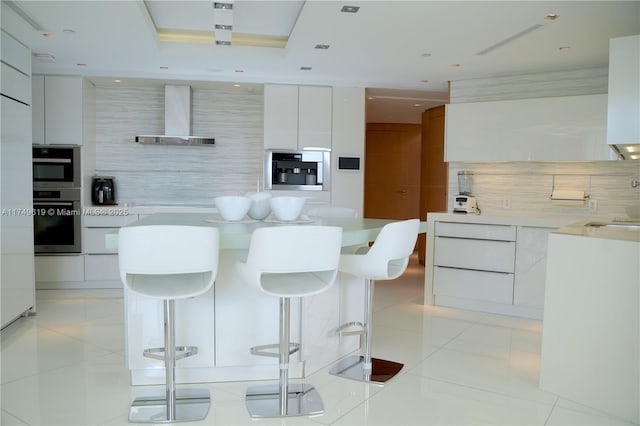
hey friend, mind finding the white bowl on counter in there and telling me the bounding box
[214,196,251,221]
[269,196,307,221]
[246,192,272,220]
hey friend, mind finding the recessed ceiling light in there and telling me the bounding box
[340,5,360,13]
[421,53,432,57]
[559,46,572,52]
[62,29,75,34]
[414,103,422,107]
[77,63,87,67]
[420,79,429,83]
[216,40,231,46]
[544,13,559,20]
[214,2,233,9]
[32,53,56,63]
[451,63,461,67]
[233,83,241,87]
[113,79,121,83]
[160,66,169,70]
[234,69,244,73]
[300,66,312,71]
[315,44,330,50]
[42,33,55,38]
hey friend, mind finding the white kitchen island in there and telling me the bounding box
[110,213,426,385]
[539,221,639,424]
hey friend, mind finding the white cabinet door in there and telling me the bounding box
[43,75,83,145]
[35,255,84,282]
[298,86,332,150]
[445,94,609,161]
[264,84,332,151]
[514,226,554,309]
[607,35,640,146]
[32,75,45,144]
[264,84,298,150]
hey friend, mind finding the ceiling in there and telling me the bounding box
[3,1,640,124]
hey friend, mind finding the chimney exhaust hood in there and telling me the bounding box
[135,85,215,146]
[607,35,640,160]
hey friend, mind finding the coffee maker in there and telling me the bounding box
[453,171,478,214]
[91,176,116,205]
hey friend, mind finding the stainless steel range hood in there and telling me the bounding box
[135,85,215,146]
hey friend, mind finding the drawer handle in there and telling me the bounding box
[435,265,514,275]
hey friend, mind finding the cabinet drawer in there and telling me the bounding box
[434,266,514,304]
[435,222,516,241]
[84,227,118,254]
[84,254,120,281]
[35,255,84,282]
[434,237,515,272]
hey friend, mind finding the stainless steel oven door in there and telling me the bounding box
[32,145,81,188]
[33,197,81,254]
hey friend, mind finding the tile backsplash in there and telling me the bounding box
[94,84,264,205]
[448,161,640,219]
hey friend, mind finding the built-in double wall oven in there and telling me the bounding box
[32,146,82,254]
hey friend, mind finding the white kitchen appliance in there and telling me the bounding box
[453,195,478,214]
[453,171,479,214]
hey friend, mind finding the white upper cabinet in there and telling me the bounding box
[32,75,84,145]
[445,94,610,161]
[607,35,640,146]
[264,84,332,151]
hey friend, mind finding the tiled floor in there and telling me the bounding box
[1,255,634,425]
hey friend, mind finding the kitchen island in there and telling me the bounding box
[110,213,426,385]
[539,220,639,423]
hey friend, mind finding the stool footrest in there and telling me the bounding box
[335,321,364,337]
[250,343,300,358]
[143,345,198,361]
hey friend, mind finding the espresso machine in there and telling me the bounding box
[453,171,478,214]
[91,176,116,205]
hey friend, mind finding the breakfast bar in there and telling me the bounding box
[111,213,426,385]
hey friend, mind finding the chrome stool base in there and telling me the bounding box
[245,384,324,418]
[129,388,210,423]
[329,355,403,385]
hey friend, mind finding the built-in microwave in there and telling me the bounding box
[32,145,81,188]
[265,150,330,191]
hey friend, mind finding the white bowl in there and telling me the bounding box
[246,192,272,220]
[214,196,251,221]
[269,196,307,221]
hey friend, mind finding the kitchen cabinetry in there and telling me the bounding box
[514,226,554,309]
[445,94,610,161]
[1,30,35,329]
[607,35,640,150]
[83,213,138,287]
[425,214,572,319]
[264,84,332,151]
[433,222,516,305]
[32,75,84,145]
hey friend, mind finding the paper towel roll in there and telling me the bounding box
[550,189,586,206]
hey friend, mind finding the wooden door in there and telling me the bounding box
[418,105,448,264]
[364,123,421,220]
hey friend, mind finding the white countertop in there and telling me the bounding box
[426,212,640,242]
[426,212,578,228]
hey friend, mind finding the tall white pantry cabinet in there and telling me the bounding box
[1,29,36,329]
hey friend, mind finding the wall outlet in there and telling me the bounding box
[588,199,598,212]
[502,198,512,209]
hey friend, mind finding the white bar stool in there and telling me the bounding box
[236,225,343,418]
[118,225,219,423]
[329,218,420,385]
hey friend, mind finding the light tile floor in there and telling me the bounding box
[1,255,635,425]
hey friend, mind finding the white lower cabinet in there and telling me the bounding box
[35,255,85,284]
[430,220,554,319]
